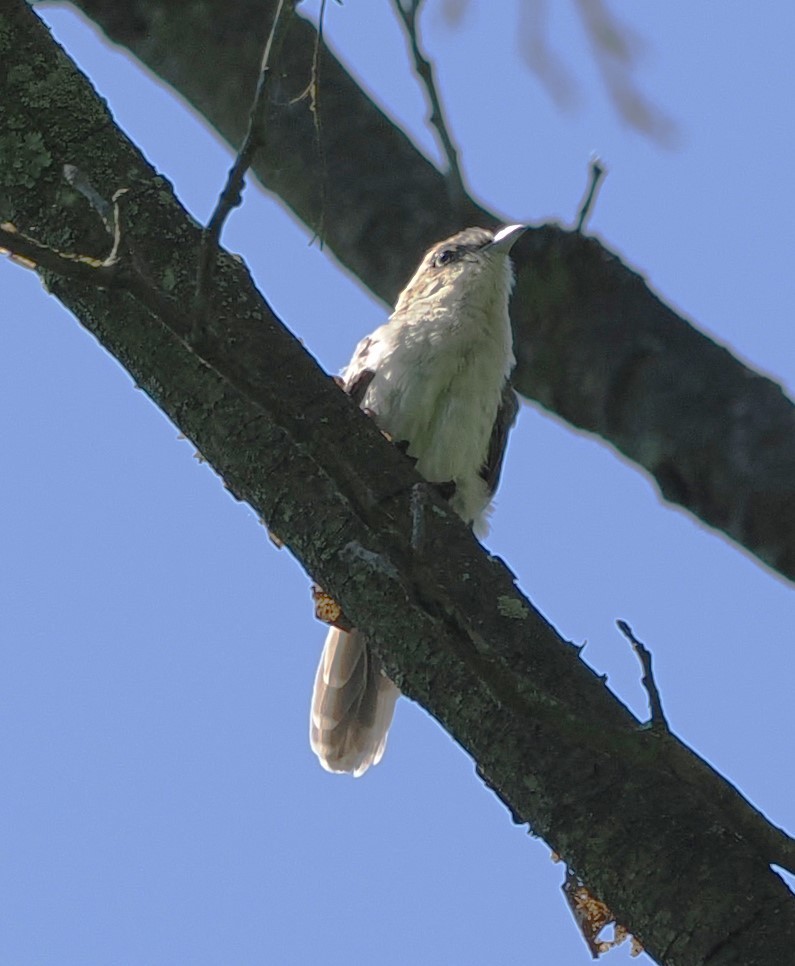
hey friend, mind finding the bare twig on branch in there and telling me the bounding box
[304,0,332,246]
[612,619,795,875]
[392,0,467,210]
[0,221,112,280]
[193,0,294,338]
[0,217,191,352]
[575,156,606,232]
[617,619,669,731]
[3,164,206,365]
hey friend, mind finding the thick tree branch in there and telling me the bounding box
[60,0,795,584]
[2,6,794,962]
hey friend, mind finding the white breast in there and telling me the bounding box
[349,263,515,529]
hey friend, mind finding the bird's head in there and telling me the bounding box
[392,224,527,318]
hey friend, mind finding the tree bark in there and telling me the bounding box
[59,0,795,584]
[2,5,794,963]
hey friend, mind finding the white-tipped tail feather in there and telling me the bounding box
[310,627,400,777]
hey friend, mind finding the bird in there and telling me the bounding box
[310,224,526,776]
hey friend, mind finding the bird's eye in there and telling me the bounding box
[434,248,455,268]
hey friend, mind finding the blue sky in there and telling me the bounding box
[2,2,793,963]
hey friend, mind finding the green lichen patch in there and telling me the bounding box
[497,596,529,620]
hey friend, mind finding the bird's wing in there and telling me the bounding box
[342,328,391,406]
[480,382,519,498]
[345,367,376,407]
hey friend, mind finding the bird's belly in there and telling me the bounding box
[365,356,502,524]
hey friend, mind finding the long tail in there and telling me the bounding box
[310,627,400,777]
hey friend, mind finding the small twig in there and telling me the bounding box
[1,221,115,282]
[615,619,795,875]
[575,157,606,232]
[616,619,669,731]
[4,169,141,287]
[392,0,466,209]
[193,0,293,339]
[0,219,195,348]
[305,0,331,247]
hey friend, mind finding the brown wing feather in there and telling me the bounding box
[480,382,519,497]
[346,368,376,407]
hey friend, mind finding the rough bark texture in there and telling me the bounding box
[60,0,795,584]
[2,6,794,963]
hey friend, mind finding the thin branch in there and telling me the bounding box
[3,167,200,353]
[615,618,795,876]
[575,156,606,232]
[1,221,115,282]
[616,619,669,730]
[193,0,294,338]
[391,0,466,209]
[0,219,198,350]
[306,0,330,246]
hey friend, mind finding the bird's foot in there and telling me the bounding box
[434,480,456,501]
